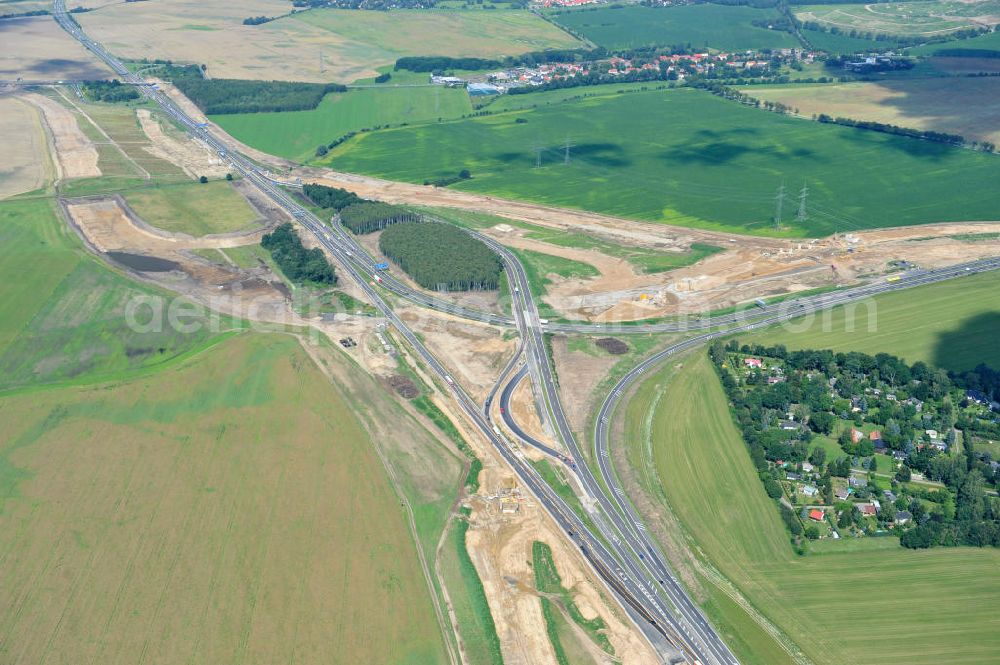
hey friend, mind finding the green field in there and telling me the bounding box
[213,87,473,162]
[624,351,1000,665]
[122,180,262,236]
[796,0,1000,36]
[546,4,798,51]
[0,197,230,392]
[0,333,449,664]
[744,269,1000,371]
[439,514,503,665]
[802,27,904,53]
[326,86,1000,237]
[910,25,1000,54]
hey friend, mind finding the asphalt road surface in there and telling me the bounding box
[49,6,1000,661]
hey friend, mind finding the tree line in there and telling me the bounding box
[394,47,611,74]
[379,222,502,292]
[82,80,140,103]
[698,80,995,152]
[302,183,364,210]
[816,114,994,151]
[261,223,336,285]
[151,64,345,114]
[340,202,419,234]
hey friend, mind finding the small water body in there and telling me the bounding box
[106,251,180,272]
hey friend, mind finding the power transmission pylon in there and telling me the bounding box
[532,141,543,168]
[773,179,786,231]
[563,136,575,165]
[319,50,325,74]
[796,181,809,223]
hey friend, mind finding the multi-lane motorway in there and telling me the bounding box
[50,3,712,661]
[49,6,1000,662]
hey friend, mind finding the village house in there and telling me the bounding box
[835,487,851,500]
[801,485,818,498]
[744,357,764,369]
[808,509,825,521]
[895,510,912,525]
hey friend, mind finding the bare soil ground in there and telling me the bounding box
[137,109,230,179]
[749,78,1000,146]
[0,16,112,80]
[77,0,576,83]
[63,196,299,326]
[21,91,100,180]
[0,96,48,198]
[466,463,659,665]
[398,303,515,403]
[78,0,330,82]
[551,336,620,435]
[508,373,561,451]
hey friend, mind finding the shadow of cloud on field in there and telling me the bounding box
[931,311,1000,373]
[836,122,957,161]
[571,142,631,168]
[492,142,631,168]
[663,138,816,166]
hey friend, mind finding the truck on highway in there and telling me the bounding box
[886,275,902,283]
[754,298,767,308]
[538,318,549,325]
[375,262,390,271]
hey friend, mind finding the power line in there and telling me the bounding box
[773,179,785,231]
[796,181,808,223]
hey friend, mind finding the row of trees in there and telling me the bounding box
[81,80,140,103]
[261,223,336,285]
[394,47,611,75]
[152,65,345,114]
[340,202,418,234]
[302,183,364,210]
[378,222,502,292]
[815,113,995,150]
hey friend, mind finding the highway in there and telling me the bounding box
[49,4,702,661]
[50,6,1000,662]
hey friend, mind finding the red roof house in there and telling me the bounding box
[808,509,825,521]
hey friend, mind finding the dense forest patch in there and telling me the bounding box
[379,222,502,291]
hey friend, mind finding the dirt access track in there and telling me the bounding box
[137,109,230,179]
[18,92,100,181]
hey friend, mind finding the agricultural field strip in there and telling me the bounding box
[326,87,1000,237]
